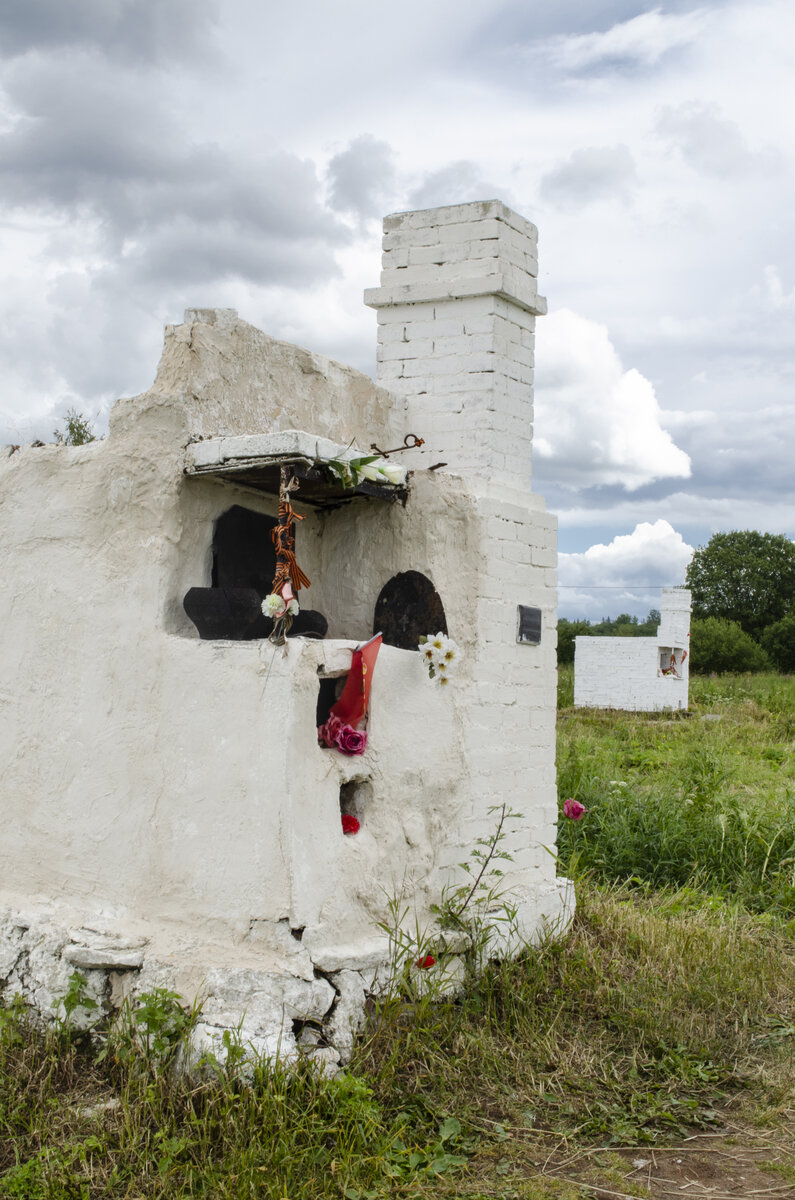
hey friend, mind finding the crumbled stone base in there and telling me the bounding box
[0,880,574,1074]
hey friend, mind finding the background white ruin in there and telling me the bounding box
[574,587,692,712]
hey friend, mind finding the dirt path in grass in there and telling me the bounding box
[541,1120,795,1199]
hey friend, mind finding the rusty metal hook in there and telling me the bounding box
[369,433,425,458]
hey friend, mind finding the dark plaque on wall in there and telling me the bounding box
[516,605,542,645]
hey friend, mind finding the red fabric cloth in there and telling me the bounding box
[330,634,382,728]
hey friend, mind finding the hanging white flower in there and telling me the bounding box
[418,633,461,686]
[436,637,460,669]
[262,593,285,617]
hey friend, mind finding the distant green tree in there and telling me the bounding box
[54,409,96,446]
[557,619,591,664]
[557,609,663,663]
[686,531,795,640]
[690,617,770,674]
[760,613,795,673]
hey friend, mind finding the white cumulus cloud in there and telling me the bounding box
[545,7,710,72]
[558,520,694,620]
[534,308,692,491]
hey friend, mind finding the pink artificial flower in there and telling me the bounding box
[341,814,360,835]
[318,714,344,748]
[317,715,367,755]
[563,797,588,820]
[335,725,367,755]
[414,955,436,969]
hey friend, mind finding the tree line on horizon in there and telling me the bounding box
[558,530,795,674]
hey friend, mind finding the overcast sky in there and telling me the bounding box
[1,0,792,619]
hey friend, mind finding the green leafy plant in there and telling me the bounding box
[761,612,795,672]
[53,408,97,446]
[376,804,523,1008]
[686,529,795,639]
[53,970,98,1035]
[433,803,523,970]
[98,988,196,1070]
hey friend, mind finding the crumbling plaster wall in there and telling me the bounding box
[0,312,481,1068]
[0,314,466,944]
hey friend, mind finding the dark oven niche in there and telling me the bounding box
[373,570,447,650]
[183,504,328,641]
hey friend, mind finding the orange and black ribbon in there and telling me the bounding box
[271,468,311,594]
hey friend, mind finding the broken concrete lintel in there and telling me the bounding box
[185,429,363,471]
[64,945,145,971]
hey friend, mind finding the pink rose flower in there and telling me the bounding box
[318,714,345,748]
[318,715,367,755]
[335,725,367,755]
[563,797,588,820]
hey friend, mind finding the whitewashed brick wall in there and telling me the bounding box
[365,200,546,495]
[365,201,563,913]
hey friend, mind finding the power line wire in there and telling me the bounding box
[558,584,684,588]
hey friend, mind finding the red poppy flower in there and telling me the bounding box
[341,814,360,835]
[414,955,436,969]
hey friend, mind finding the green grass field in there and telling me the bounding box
[557,669,795,920]
[1,673,794,1198]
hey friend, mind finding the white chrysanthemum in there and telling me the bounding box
[421,644,435,663]
[287,598,299,616]
[262,593,285,617]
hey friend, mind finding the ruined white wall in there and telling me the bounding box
[0,201,571,1064]
[573,589,692,712]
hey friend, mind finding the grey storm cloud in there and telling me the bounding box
[655,101,775,178]
[0,0,219,64]
[326,135,395,219]
[409,161,509,212]
[0,54,350,288]
[539,145,637,208]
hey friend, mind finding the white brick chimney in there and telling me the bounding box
[364,199,546,494]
